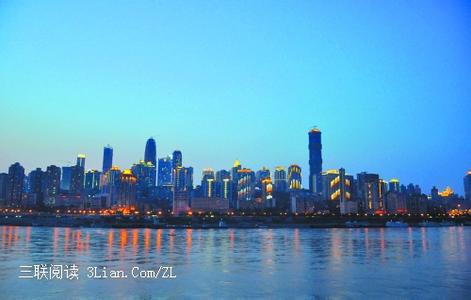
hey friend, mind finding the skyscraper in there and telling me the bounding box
[201,168,215,198]
[389,179,400,193]
[6,162,25,207]
[85,169,101,196]
[70,165,84,195]
[172,150,182,169]
[144,137,157,165]
[464,171,471,203]
[76,154,86,169]
[61,166,73,191]
[28,168,45,206]
[102,145,113,174]
[357,172,381,213]
[157,156,173,187]
[288,164,302,190]
[131,160,156,200]
[117,169,137,209]
[273,166,288,192]
[44,165,61,205]
[308,128,323,194]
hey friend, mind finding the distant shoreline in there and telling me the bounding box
[1,213,470,229]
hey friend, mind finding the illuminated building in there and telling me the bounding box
[201,168,215,197]
[274,166,288,192]
[102,166,121,207]
[288,164,302,190]
[0,173,8,206]
[117,169,137,208]
[356,172,381,213]
[44,165,61,206]
[172,150,182,169]
[85,169,101,196]
[102,145,113,174]
[465,171,471,203]
[261,177,274,208]
[76,154,86,169]
[438,186,454,198]
[157,156,173,187]
[256,167,270,182]
[321,168,355,214]
[308,127,323,194]
[173,166,192,192]
[215,169,231,199]
[132,160,156,200]
[389,178,400,193]
[144,137,157,186]
[237,168,255,208]
[6,162,25,207]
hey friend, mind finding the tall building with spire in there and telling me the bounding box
[308,128,323,194]
[102,145,113,174]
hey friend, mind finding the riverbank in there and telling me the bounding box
[1,213,470,229]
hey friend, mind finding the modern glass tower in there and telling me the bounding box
[102,145,113,174]
[144,137,157,166]
[172,150,182,169]
[308,128,323,194]
[144,138,157,186]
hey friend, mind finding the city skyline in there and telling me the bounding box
[1,1,470,194]
[1,129,469,197]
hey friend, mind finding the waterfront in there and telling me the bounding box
[0,226,470,299]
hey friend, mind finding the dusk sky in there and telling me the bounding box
[0,1,470,194]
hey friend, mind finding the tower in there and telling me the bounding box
[308,128,323,194]
[144,137,157,166]
[102,145,113,174]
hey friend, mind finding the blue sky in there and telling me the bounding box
[0,0,470,194]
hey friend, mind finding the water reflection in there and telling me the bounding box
[0,226,469,299]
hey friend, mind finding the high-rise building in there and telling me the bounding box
[274,166,288,192]
[389,179,400,193]
[261,177,274,208]
[61,166,73,191]
[85,170,101,196]
[117,169,137,208]
[0,173,8,206]
[144,137,157,165]
[144,138,157,186]
[237,168,255,206]
[44,165,61,206]
[70,165,85,195]
[28,168,45,206]
[172,150,182,169]
[464,171,471,203]
[131,160,156,200]
[158,156,173,186]
[102,166,121,207]
[201,168,215,198]
[308,128,323,194]
[357,172,381,213]
[321,169,355,214]
[215,169,231,199]
[76,154,86,169]
[6,162,25,207]
[173,166,193,192]
[288,164,302,190]
[102,145,113,174]
[256,167,270,183]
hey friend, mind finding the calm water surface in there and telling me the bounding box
[0,226,470,299]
